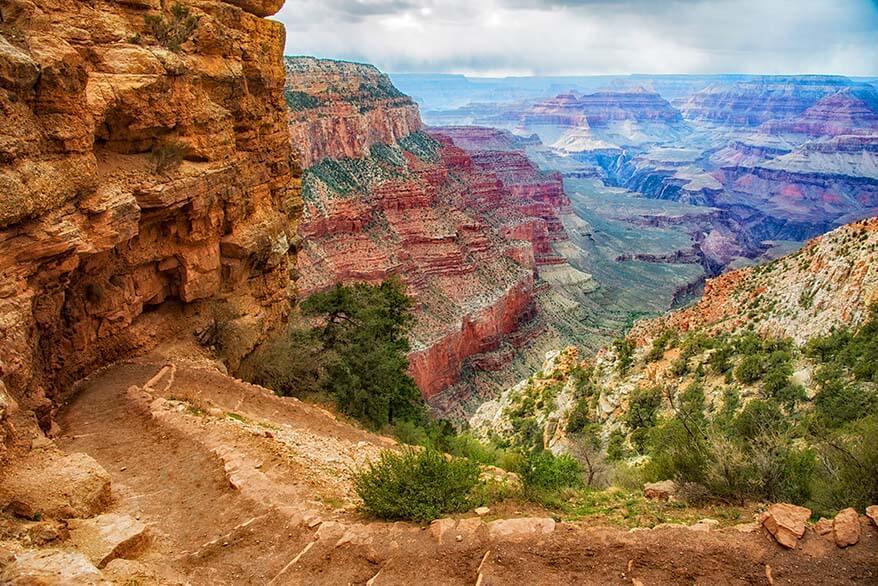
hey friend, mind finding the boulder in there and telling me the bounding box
[759,503,811,549]
[68,513,148,567]
[832,508,860,548]
[813,517,833,536]
[429,517,456,545]
[488,517,555,541]
[689,518,720,532]
[866,505,878,528]
[0,549,103,585]
[643,480,677,501]
[0,452,111,519]
[474,506,490,516]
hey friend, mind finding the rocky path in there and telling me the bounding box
[45,360,878,585]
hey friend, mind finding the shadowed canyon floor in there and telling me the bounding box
[5,358,864,584]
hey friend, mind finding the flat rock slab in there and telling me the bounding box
[832,508,861,548]
[488,517,555,541]
[69,513,148,568]
[760,503,811,549]
[0,549,104,585]
[0,451,111,519]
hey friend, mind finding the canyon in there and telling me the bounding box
[285,58,605,408]
[0,1,877,583]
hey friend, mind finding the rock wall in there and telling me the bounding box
[288,58,578,399]
[285,56,422,168]
[0,0,297,446]
[679,76,865,126]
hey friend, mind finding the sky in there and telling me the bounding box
[274,0,878,77]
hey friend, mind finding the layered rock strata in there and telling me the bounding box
[0,0,297,452]
[288,58,575,399]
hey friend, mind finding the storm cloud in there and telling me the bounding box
[274,0,878,76]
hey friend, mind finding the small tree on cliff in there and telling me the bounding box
[301,277,428,429]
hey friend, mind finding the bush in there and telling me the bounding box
[645,330,674,362]
[734,354,763,384]
[813,364,877,427]
[613,338,635,374]
[302,278,427,430]
[624,386,662,432]
[145,3,199,51]
[517,451,582,498]
[149,140,186,174]
[812,415,878,515]
[353,448,481,522]
[645,416,707,484]
[240,326,324,397]
[606,429,628,462]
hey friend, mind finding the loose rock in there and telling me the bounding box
[760,503,810,549]
[68,513,148,568]
[643,480,677,501]
[0,451,112,519]
[832,508,860,548]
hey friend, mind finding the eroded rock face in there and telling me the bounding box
[0,0,297,440]
[524,87,682,128]
[285,56,422,168]
[679,76,862,126]
[289,58,576,399]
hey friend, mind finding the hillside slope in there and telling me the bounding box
[473,217,878,450]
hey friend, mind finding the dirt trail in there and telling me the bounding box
[55,360,878,585]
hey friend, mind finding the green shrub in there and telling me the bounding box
[353,448,481,522]
[302,278,427,430]
[645,416,707,484]
[812,415,878,515]
[565,396,592,434]
[517,451,582,497]
[645,330,674,362]
[624,386,662,432]
[606,429,628,462]
[240,326,325,397]
[734,354,763,384]
[284,90,321,111]
[613,338,635,374]
[145,3,199,51]
[813,364,877,427]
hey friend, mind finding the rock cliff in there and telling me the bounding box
[0,0,297,453]
[679,76,868,126]
[288,58,580,400]
[472,217,878,448]
[285,56,422,168]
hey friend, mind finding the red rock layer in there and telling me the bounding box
[679,76,862,126]
[285,57,422,168]
[523,87,681,128]
[761,88,878,137]
[291,64,576,397]
[0,0,297,438]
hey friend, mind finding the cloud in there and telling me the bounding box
[274,0,878,76]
